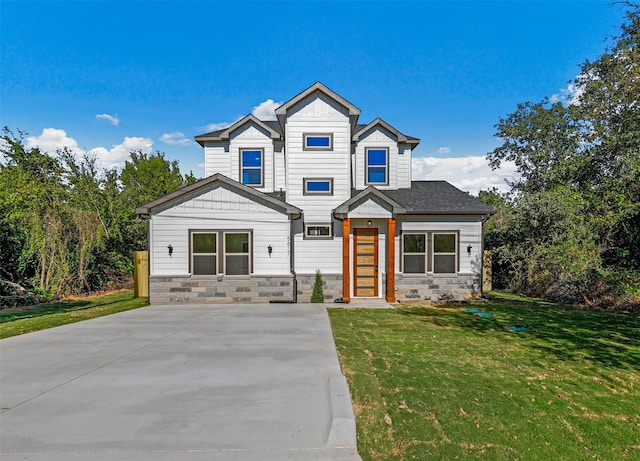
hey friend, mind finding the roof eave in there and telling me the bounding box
[136,173,302,217]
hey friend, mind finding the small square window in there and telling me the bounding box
[304,134,333,151]
[303,178,333,195]
[305,224,333,239]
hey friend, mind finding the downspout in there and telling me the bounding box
[290,212,298,303]
[270,210,300,304]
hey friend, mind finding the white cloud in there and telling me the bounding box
[25,128,154,170]
[89,137,153,170]
[552,75,588,106]
[412,156,518,195]
[96,113,120,126]
[202,121,232,133]
[252,99,281,120]
[200,99,281,134]
[435,147,451,155]
[26,128,84,156]
[160,131,193,146]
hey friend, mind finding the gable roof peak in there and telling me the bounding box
[275,82,361,130]
[194,114,281,146]
[353,117,420,147]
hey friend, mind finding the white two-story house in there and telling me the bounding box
[137,83,494,303]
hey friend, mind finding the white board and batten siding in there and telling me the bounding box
[354,127,412,191]
[397,216,484,274]
[149,185,291,276]
[285,93,352,223]
[204,142,230,178]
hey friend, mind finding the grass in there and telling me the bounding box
[329,292,640,460]
[0,290,149,339]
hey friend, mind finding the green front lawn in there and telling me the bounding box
[329,292,640,460]
[0,290,148,339]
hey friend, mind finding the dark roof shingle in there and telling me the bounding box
[381,181,495,215]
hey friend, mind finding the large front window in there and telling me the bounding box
[433,233,456,274]
[366,148,388,185]
[403,234,426,273]
[224,232,251,275]
[241,149,263,186]
[191,231,251,275]
[192,233,217,276]
[402,232,458,274]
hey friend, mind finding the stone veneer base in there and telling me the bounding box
[149,275,295,304]
[149,273,480,304]
[394,273,480,302]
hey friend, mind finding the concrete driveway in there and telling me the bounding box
[0,304,362,460]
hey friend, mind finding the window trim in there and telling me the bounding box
[432,232,458,274]
[304,223,333,240]
[189,229,253,276]
[402,233,427,274]
[303,133,333,151]
[190,230,218,276]
[223,231,252,276]
[400,231,459,275]
[365,147,389,185]
[303,178,334,196]
[240,148,264,187]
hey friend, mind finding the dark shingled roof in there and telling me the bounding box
[375,181,495,215]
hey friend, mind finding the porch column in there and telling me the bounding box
[386,217,396,303]
[342,218,351,302]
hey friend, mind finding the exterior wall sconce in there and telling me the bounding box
[467,245,472,255]
[167,244,173,257]
[268,244,273,257]
[367,220,372,228]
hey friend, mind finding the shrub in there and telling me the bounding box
[311,270,324,303]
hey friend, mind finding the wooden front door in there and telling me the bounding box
[354,228,378,297]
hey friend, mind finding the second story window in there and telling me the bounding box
[366,148,388,185]
[304,133,333,151]
[303,178,333,195]
[241,149,263,187]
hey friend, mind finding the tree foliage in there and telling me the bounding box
[0,128,197,302]
[483,4,640,308]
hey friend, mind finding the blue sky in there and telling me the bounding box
[0,1,628,194]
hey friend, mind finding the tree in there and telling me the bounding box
[119,150,198,253]
[485,4,640,306]
[0,129,200,301]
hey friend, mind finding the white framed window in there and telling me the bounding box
[304,224,333,239]
[433,233,457,274]
[366,148,388,185]
[190,230,252,276]
[303,178,333,195]
[303,133,333,151]
[240,149,263,187]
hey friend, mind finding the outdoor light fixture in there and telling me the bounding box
[367,219,372,227]
[268,244,273,257]
[467,245,472,255]
[167,244,173,257]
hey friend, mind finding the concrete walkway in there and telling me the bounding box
[0,304,362,460]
